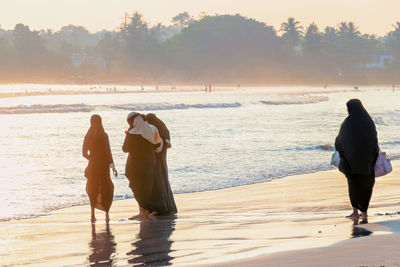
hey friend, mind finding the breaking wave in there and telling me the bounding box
[260,95,329,105]
[0,104,94,114]
[373,116,387,125]
[0,102,242,114]
[110,102,241,111]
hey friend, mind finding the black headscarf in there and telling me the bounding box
[335,99,378,175]
[85,114,107,150]
[145,113,170,141]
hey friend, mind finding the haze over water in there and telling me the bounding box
[0,85,399,221]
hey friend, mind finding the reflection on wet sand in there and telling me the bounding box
[350,217,373,238]
[127,217,176,266]
[89,223,116,266]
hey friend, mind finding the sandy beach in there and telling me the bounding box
[1,163,400,266]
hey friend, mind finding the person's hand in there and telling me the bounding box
[165,139,172,149]
[155,142,163,153]
[112,167,118,177]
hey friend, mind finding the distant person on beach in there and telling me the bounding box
[123,112,164,220]
[83,114,118,223]
[145,113,177,215]
[335,99,379,222]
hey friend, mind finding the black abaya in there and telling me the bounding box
[83,131,114,212]
[335,99,379,212]
[123,133,157,212]
[146,114,177,215]
[346,172,375,212]
[335,99,378,175]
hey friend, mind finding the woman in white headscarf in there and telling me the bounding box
[122,112,163,220]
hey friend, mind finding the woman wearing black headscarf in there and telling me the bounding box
[335,99,379,221]
[145,113,177,215]
[83,114,117,223]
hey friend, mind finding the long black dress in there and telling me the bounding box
[83,131,114,212]
[146,114,177,215]
[335,99,379,212]
[123,133,157,212]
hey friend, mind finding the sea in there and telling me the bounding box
[1,84,399,221]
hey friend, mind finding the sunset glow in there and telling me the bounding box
[1,0,399,34]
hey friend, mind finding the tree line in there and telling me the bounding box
[0,12,399,85]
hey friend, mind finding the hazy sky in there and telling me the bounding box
[1,0,399,35]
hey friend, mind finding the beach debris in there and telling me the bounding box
[374,211,400,216]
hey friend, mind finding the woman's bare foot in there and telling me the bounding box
[346,208,359,219]
[141,209,150,220]
[149,211,158,218]
[129,214,142,220]
[346,213,359,218]
[360,212,368,221]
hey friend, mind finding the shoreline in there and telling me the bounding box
[2,165,400,266]
[0,165,341,223]
[0,84,396,100]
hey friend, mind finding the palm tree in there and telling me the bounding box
[323,26,337,42]
[386,22,400,57]
[303,23,322,61]
[389,22,400,39]
[280,17,303,52]
[338,22,360,39]
[304,23,320,39]
[347,22,360,36]
[338,22,349,35]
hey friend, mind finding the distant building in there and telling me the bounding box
[70,53,107,69]
[362,54,396,69]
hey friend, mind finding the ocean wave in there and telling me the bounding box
[390,154,400,161]
[373,116,387,125]
[380,141,400,146]
[262,144,334,152]
[0,104,94,114]
[110,102,241,111]
[260,95,329,105]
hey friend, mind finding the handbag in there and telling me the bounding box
[374,151,392,177]
[330,150,340,167]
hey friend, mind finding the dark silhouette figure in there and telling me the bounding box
[145,113,177,215]
[83,114,117,223]
[88,222,116,266]
[123,112,164,220]
[127,217,176,266]
[335,99,379,222]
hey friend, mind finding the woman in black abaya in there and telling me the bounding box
[145,113,177,215]
[335,99,379,221]
[83,114,118,223]
[123,112,164,220]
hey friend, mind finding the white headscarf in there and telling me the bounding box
[128,115,163,145]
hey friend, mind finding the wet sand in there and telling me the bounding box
[1,163,400,266]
